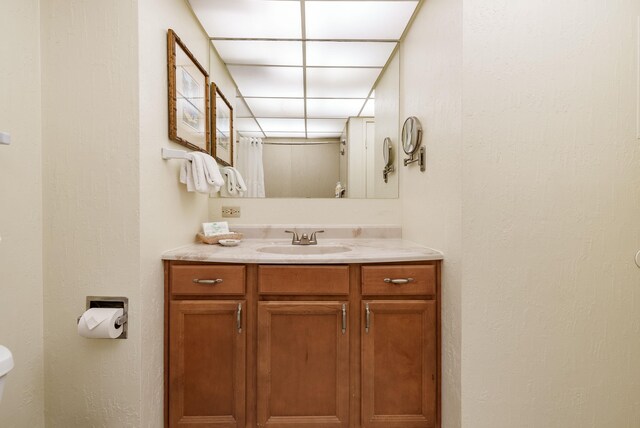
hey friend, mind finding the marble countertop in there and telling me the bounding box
[162,238,443,264]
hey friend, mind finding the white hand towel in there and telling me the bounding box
[190,152,209,194]
[221,167,238,196]
[179,153,196,192]
[200,153,224,194]
[228,167,247,192]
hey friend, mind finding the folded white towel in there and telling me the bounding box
[199,153,224,194]
[179,154,195,192]
[223,167,247,192]
[179,152,225,195]
[221,167,238,196]
[189,152,209,193]
[230,167,247,192]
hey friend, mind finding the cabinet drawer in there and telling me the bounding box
[258,265,349,295]
[362,264,436,296]
[171,264,245,296]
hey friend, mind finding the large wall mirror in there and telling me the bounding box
[188,0,420,199]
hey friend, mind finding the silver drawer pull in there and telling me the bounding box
[341,304,347,335]
[383,277,414,285]
[365,303,371,333]
[192,278,224,285]
[237,303,242,333]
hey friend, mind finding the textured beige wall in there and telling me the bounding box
[41,1,142,426]
[462,1,640,426]
[398,0,462,427]
[0,0,44,426]
[138,0,212,426]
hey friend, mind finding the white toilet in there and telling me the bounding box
[0,345,14,403]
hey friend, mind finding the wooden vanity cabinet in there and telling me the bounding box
[165,261,440,428]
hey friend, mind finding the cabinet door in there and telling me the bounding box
[257,302,349,427]
[169,300,246,427]
[362,301,437,428]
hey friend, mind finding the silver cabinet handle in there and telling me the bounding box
[365,303,371,333]
[192,278,223,285]
[237,303,242,333]
[383,277,414,285]
[341,304,347,334]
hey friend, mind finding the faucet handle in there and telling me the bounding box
[310,230,325,243]
[284,230,300,244]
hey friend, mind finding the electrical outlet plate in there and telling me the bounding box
[221,206,241,218]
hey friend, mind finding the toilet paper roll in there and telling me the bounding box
[78,308,124,339]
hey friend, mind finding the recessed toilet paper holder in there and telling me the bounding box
[77,296,129,339]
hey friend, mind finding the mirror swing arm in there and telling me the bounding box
[401,116,426,172]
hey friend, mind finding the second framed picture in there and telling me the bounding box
[211,82,234,166]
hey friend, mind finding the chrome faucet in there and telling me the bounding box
[285,230,325,245]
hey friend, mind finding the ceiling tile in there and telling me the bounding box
[306,98,366,118]
[235,118,262,132]
[229,65,304,98]
[307,118,348,133]
[189,0,301,39]
[257,118,306,132]
[245,98,305,118]
[212,40,303,66]
[305,1,418,40]
[306,67,380,98]
[306,42,396,67]
[360,98,375,116]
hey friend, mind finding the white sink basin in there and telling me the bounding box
[257,245,352,255]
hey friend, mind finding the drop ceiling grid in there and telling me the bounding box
[196,0,419,138]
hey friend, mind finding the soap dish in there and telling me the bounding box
[196,232,243,245]
[218,239,241,247]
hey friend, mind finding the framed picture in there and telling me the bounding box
[167,29,211,153]
[211,83,234,166]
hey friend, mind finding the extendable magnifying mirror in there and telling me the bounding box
[402,116,425,172]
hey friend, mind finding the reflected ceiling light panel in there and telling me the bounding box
[307,68,380,98]
[257,118,306,132]
[228,65,303,98]
[189,0,301,39]
[360,98,375,117]
[245,98,305,118]
[307,98,366,118]
[306,42,396,67]
[235,97,253,118]
[212,40,303,66]
[307,118,348,133]
[305,1,418,40]
[235,118,262,132]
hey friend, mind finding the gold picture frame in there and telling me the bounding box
[167,29,211,153]
[211,82,234,166]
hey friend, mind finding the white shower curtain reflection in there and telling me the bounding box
[235,137,265,198]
